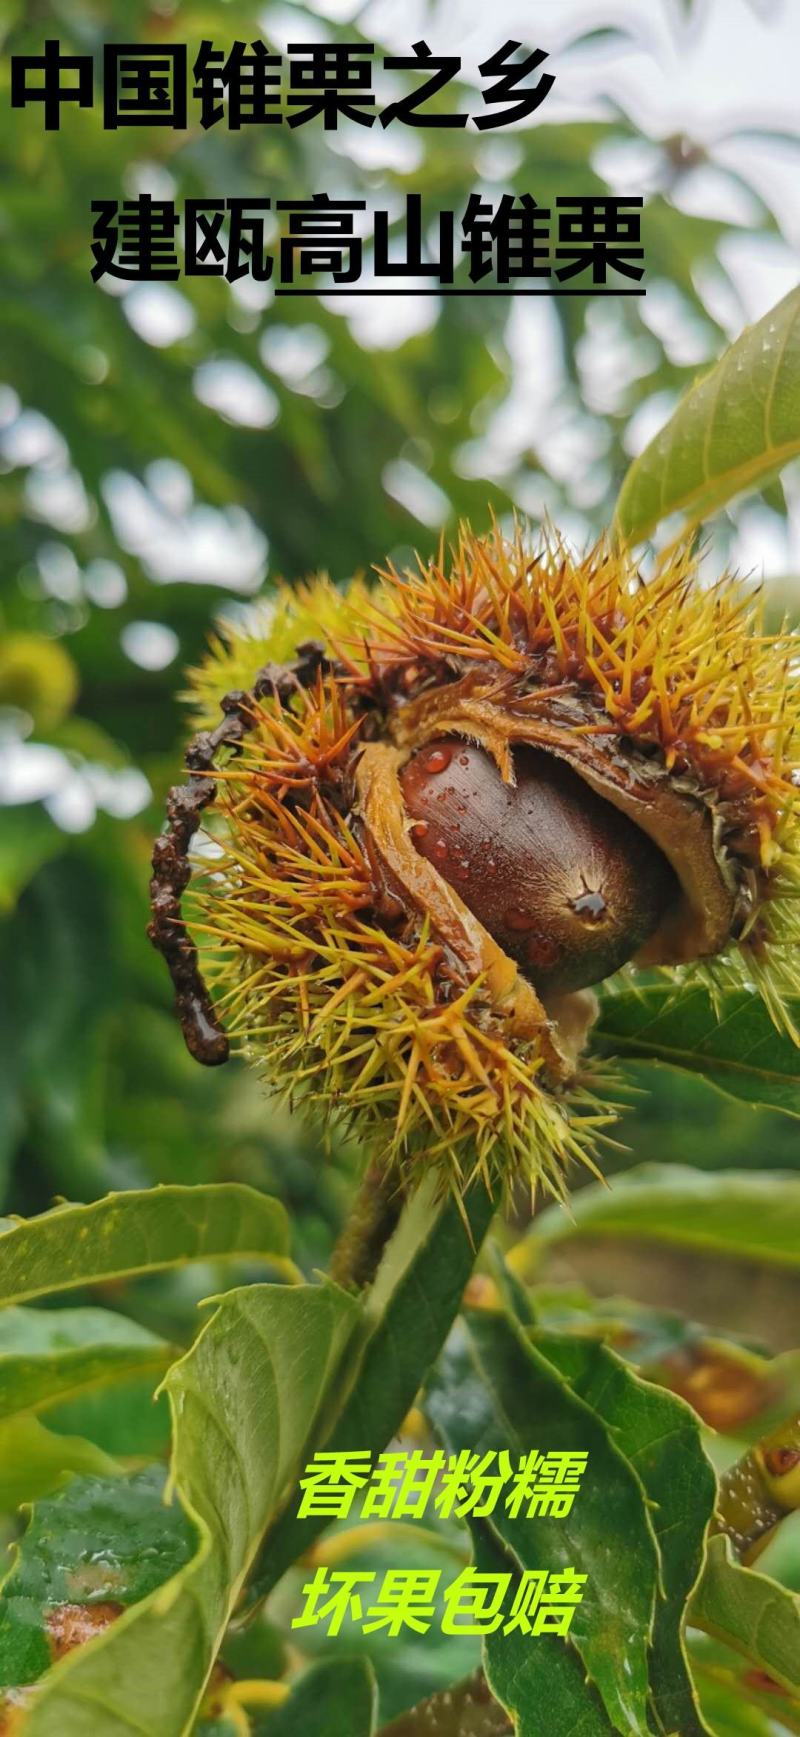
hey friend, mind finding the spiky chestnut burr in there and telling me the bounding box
[149,521,800,1203]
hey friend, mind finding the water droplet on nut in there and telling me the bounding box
[420,744,453,775]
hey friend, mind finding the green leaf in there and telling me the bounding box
[376,1670,512,1736]
[761,474,787,515]
[541,1332,715,1735]
[0,1416,120,1514]
[2,1465,194,1615]
[425,1309,660,1737]
[0,1184,290,1304]
[476,1528,618,1737]
[594,986,800,1120]
[17,1283,358,1736]
[516,1283,792,1444]
[688,1634,795,1737]
[615,285,800,542]
[0,1467,195,1693]
[0,1306,173,1419]
[257,1659,377,1737]
[247,1178,495,1604]
[691,1535,800,1700]
[45,1378,172,1462]
[532,1163,800,1270]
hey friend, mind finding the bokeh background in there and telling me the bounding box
[3,0,800,1276]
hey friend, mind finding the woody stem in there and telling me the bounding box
[329,1160,405,1291]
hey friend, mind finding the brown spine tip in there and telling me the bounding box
[399,738,678,996]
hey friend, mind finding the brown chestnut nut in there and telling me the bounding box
[399,738,678,996]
